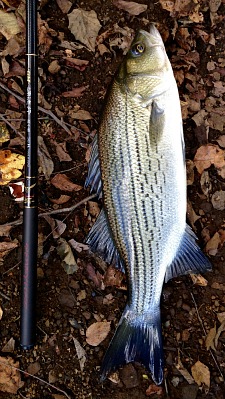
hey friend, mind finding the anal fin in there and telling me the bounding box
[165,224,212,283]
[85,134,102,198]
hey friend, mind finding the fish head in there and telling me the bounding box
[117,24,174,105]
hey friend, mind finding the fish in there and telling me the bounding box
[85,24,212,385]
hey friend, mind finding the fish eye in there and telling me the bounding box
[131,43,145,57]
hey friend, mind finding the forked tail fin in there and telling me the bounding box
[100,306,164,385]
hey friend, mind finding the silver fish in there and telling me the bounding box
[85,24,211,384]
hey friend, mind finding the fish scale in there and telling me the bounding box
[85,25,212,384]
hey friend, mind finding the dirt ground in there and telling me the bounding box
[0,0,225,398]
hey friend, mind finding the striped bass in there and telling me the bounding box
[85,24,211,385]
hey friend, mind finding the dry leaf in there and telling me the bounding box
[211,282,225,291]
[205,232,220,256]
[205,325,216,351]
[54,142,72,162]
[0,150,25,185]
[217,312,225,324]
[191,360,210,388]
[215,320,225,348]
[113,0,147,15]
[0,241,19,260]
[72,337,86,371]
[86,321,111,346]
[57,238,78,274]
[68,239,89,253]
[0,10,21,40]
[0,356,24,393]
[216,135,225,148]
[55,0,72,13]
[176,357,195,384]
[38,136,54,180]
[27,361,41,375]
[104,265,126,289]
[146,384,164,396]
[194,144,225,175]
[0,123,10,144]
[68,9,101,52]
[51,174,82,192]
[49,195,71,205]
[86,263,104,289]
[0,225,12,237]
[190,274,208,286]
[186,200,200,229]
[61,86,87,97]
[200,171,212,196]
[48,60,61,74]
[211,191,225,211]
[64,57,89,71]
[70,109,93,120]
[88,201,100,217]
[1,337,15,353]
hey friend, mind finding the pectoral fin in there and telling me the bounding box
[165,224,212,283]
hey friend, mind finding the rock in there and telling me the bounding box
[120,364,139,388]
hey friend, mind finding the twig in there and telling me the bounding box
[0,194,97,228]
[191,292,224,380]
[0,114,25,141]
[0,290,10,301]
[0,81,71,135]
[38,193,97,217]
[0,359,71,399]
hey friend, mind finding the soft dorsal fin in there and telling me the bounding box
[85,134,102,198]
[86,208,124,271]
[165,224,212,283]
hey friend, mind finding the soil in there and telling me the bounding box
[0,1,225,398]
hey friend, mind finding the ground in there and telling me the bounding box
[0,0,225,398]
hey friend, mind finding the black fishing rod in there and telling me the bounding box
[20,0,38,349]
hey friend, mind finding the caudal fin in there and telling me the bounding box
[100,307,164,385]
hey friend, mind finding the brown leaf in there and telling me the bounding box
[146,384,164,396]
[205,232,220,256]
[205,325,217,351]
[0,225,12,237]
[54,141,72,162]
[191,361,210,388]
[194,144,225,175]
[200,171,212,196]
[104,265,126,289]
[61,86,87,98]
[176,356,195,384]
[0,241,19,260]
[0,10,21,39]
[113,0,147,15]
[211,282,225,291]
[48,60,61,74]
[1,337,15,353]
[211,191,225,211]
[186,200,200,229]
[88,201,100,217]
[215,321,225,348]
[190,274,208,287]
[70,109,93,120]
[0,356,24,393]
[64,57,89,71]
[51,174,82,192]
[38,136,54,180]
[27,361,41,376]
[86,263,104,289]
[55,0,72,13]
[49,195,71,205]
[68,9,101,51]
[86,321,111,346]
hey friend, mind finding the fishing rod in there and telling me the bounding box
[20,0,38,349]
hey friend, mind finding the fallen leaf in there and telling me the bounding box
[72,337,86,371]
[64,57,89,71]
[186,200,200,229]
[211,282,225,291]
[68,239,89,253]
[211,191,225,210]
[217,312,225,324]
[55,0,72,13]
[68,9,101,51]
[191,360,210,388]
[0,356,24,393]
[0,10,21,40]
[205,325,217,351]
[38,136,54,180]
[58,289,75,308]
[54,141,72,162]
[104,265,126,289]
[69,109,93,120]
[190,274,208,286]
[146,384,164,396]
[88,201,100,217]
[0,240,19,260]
[49,195,71,205]
[48,60,61,74]
[0,225,12,237]
[86,263,104,289]
[86,321,111,346]
[48,369,58,384]
[194,144,225,175]
[205,232,220,255]
[1,338,15,353]
[216,135,225,148]
[0,123,10,144]
[51,174,82,192]
[113,0,147,15]
[0,150,25,185]
[192,110,208,127]
[55,219,67,237]
[27,361,41,376]
[176,357,195,384]
[215,320,225,348]
[200,171,212,196]
[61,86,87,97]
[57,238,78,274]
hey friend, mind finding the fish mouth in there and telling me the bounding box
[139,24,164,47]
